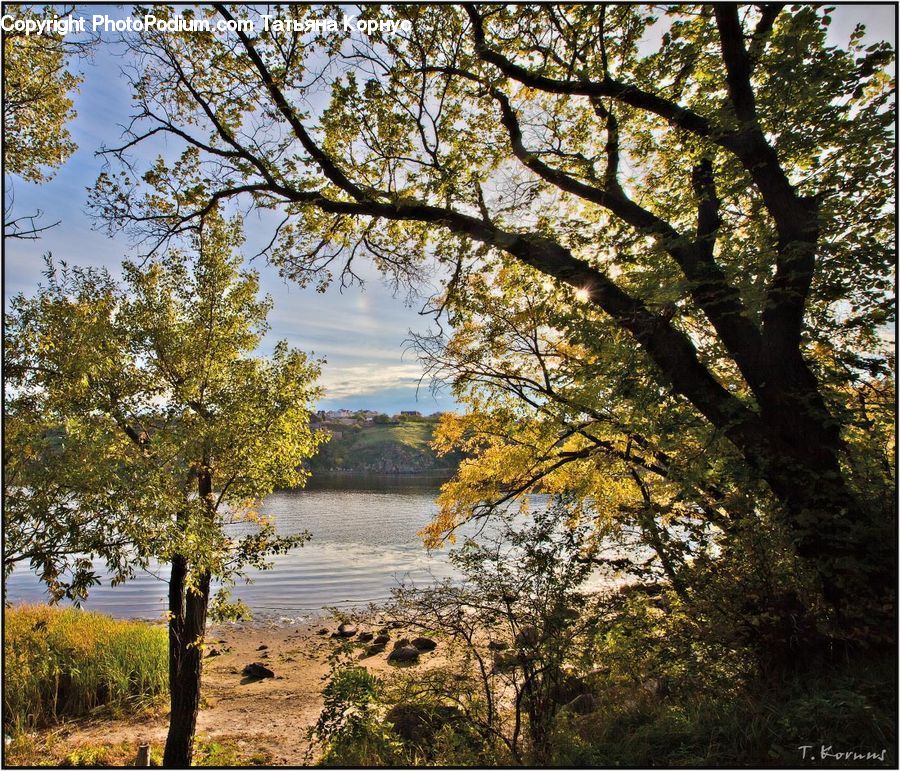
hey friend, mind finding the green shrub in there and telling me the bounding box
[4,603,168,733]
[318,666,403,766]
[550,653,896,768]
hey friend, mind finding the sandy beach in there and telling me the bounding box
[12,616,445,766]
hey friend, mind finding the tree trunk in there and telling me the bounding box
[746,346,895,626]
[163,553,211,768]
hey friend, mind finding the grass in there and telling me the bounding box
[4,604,168,735]
[311,419,459,472]
[347,422,435,451]
[5,733,274,767]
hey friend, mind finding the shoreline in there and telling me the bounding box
[7,612,446,766]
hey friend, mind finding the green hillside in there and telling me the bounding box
[308,417,461,474]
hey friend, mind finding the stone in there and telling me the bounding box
[411,636,437,652]
[242,662,274,679]
[385,702,461,744]
[387,645,420,664]
[317,628,329,636]
[364,643,386,657]
[357,631,374,642]
[492,651,520,673]
[392,638,411,650]
[373,634,390,646]
[487,640,508,651]
[206,647,222,658]
[257,644,268,651]
[515,624,540,648]
[563,693,596,715]
[337,623,357,637]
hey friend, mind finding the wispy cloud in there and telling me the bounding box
[319,363,426,399]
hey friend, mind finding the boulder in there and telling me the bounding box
[392,638,411,650]
[338,623,357,638]
[492,651,520,673]
[551,670,591,705]
[257,644,268,651]
[387,645,420,664]
[411,636,437,652]
[357,631,374,642]
[385,702,461,744]
[364,643,386,657]
[373,634,390,646]
[515,624,540,648]
[242,662,274,679]
[563,693,596,715]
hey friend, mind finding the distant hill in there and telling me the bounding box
[307,416,462,474]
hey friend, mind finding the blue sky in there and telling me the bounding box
[4,4,895,413]
[3,5,459,414]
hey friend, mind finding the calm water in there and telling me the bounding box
[5,475,472,623]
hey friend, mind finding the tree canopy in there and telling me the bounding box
[2,3,94,238]
[91,4,895,636]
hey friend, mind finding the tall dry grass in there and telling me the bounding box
[4,604,168,733]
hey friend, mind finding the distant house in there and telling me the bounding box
[325,408,356,420]
[400,410,421,417]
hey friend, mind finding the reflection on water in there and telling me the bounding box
[5,474,471,622]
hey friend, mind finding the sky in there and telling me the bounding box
[3,4,895,413]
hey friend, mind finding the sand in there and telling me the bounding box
[27,617,445,765]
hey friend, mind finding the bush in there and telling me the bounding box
[550,651,896,767]
[308,661,406,766]
[4,604,168,733]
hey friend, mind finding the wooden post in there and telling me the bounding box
[136,744,151,767]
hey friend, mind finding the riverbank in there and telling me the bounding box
[5,617,447,766]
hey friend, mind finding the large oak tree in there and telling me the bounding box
[92,4,895,629]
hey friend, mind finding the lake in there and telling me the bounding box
[4,474,473,623]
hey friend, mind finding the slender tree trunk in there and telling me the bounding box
[164,467,215,767]
[163,555,211,768]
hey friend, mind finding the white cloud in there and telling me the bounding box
[319,363,425,399]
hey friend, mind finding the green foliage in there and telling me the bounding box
[310,659,405,766]
[2,5,82,182]
[310,420,459,473]
[4,733,275,767]
[191,734,273,766]
[550,653,896,767]
[3,604,167,734]
[88,3,895,635]
[392,503,600,764]
[4,210,325,607]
